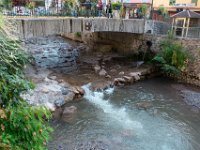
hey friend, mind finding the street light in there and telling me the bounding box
[150,0,154,19]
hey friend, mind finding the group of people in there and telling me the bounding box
[80,0,113,18]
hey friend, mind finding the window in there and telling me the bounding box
[169,0,176,6]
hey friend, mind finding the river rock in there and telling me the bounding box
[181,90,200,108]
[48,75,57,80]
[101,62,106,65]
[64,92,75,102]
[70,87,80,94]
[123,76,133,83]
[136,101,153,110]
[62,106,77,121]
[110,69,117,73]
[94,65,101,73]
[129,72,141,76]
[75,86,85,95]
[119,71,125,76]
[75,140,109,150]
[99,69,107,76]
[114,78,126,85]
[105,75,111,79]
[41,88,49,93]
[91,81,112,91]
[129,72,141,81]
[54,99,65,107]
[61,87,69,95]
[31,78,44,84]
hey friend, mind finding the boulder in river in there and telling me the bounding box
[123,76,133,83]
[61,87,69,95]
[114,78,126,85]
[99,69,107,76]
[54,99,65,107]
[64,92,75,102]
[94,65,101,73]
[91,81,113,91]
[119,71,125,76]
[129,72,141,81]
[62,106,77,122]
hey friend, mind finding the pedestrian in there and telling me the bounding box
[106,1,112,18]
[74,4,79,17]
[85,0,91,17]
[97,0,103,17]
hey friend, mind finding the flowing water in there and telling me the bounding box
[49,78,200,150]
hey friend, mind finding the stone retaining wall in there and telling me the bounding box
[24,36,79,73]
[63,32,200,86]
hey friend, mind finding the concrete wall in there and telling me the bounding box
[10,18,170,39]
[11,18,146,39]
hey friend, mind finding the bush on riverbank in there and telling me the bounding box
[152,32,189,75]
[0,15,52,149]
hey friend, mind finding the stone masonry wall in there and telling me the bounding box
[63,32,200,86]
[24,36,80,73]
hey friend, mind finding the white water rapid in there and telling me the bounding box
[82,84,143,130]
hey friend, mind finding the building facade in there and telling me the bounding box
[153,0,200,14]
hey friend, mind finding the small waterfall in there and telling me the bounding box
[82,84,143,130]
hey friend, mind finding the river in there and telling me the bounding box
[48,78,200,150]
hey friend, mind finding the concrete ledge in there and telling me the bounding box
[9,17,147,39]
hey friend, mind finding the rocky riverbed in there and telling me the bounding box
[22,36,200,121]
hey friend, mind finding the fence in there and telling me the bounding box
[145,20,171,35]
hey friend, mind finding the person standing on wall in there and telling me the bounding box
[106,0,112,18]
[97,0,103,17]
[85,0,91,17]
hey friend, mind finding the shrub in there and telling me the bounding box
[0,103,53,150]
[75,32,81,37]
[152,32,189,75]
[112,2,122,10]
[158,6,168,16]
[140,4,148,18]
[0,15,53,149]
[119,5,125,18]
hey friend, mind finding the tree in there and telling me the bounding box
[2,0,12,10]
[140,4,148,18]
[27,2,35,16]
[158,6,167,16]
[0,13,53,150]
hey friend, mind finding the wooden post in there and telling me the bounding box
[185,18,190,38]
[181,18,186,38]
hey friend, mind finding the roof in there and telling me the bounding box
[171,9,200,18]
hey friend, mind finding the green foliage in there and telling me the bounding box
[27,2,35,10]
[0,15,53,149]
[158,6,168,16]
[112,2,122,10]
[75,32,81,37]
[2,0,12,10]
[140,4,148,18]
[0,103,53,150]
[119,5,125,18]
[62,1,73,15]
[152,32,189,75]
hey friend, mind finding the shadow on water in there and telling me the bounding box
[48,77,200,150]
